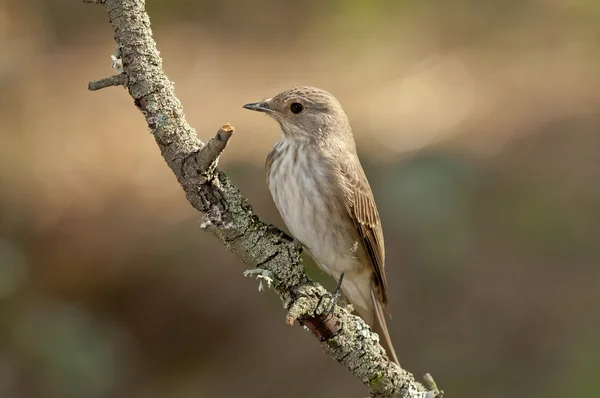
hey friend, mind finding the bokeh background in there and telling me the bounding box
[1,0,600,397]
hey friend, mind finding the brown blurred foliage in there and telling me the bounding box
[1,0,600,397]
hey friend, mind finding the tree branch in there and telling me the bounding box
[84,1,441,396]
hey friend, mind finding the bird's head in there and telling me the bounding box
[243,86,351,141]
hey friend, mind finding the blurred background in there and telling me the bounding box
[1,0,599,397]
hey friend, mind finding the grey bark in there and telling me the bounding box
[84,1,441,397]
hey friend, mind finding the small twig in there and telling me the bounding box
[88,74,128,91]
[195,124,234,171]
[83,0,105,3]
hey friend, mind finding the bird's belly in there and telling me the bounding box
[269,174,358,277]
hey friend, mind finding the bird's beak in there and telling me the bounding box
[243,100,272,113]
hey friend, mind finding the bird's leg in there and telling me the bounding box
[315,272,345,317]
[243,269,278,291]
[326,272,345,315]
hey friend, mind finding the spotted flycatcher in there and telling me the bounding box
[243,86,398,364]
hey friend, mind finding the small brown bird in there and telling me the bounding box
[243,86,399,365]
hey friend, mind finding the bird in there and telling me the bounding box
[243,86,399,365]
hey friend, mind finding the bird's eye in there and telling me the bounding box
[290,102,304,114]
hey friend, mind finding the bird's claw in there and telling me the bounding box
[243,268,277,291]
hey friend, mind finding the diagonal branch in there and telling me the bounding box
[84,1,441,397]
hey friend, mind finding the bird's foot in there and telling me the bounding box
[315,272,345,317]
[243,268,277,291]
[327,272,345,315]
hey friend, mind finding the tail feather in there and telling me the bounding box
[371,289,400,366]
[340,274,399,365]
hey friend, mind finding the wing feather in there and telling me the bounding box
[343,165,388,306]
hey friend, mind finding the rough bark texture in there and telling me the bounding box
[85,1,440,397]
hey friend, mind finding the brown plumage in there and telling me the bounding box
[244,86,399,365]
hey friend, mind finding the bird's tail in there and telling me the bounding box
[340,275,399,365]
[370,289,400,366]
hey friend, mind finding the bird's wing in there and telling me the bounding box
[342,162,389,307]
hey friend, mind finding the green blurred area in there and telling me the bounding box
[1,0,600,397]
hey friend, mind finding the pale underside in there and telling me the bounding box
[266,137,388,321]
